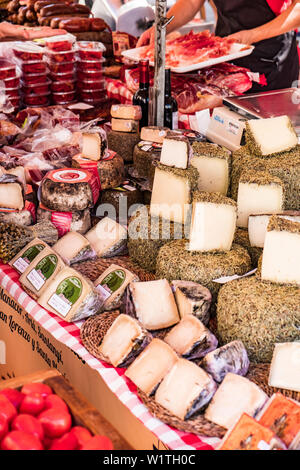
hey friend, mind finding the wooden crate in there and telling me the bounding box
[0,369,131,450]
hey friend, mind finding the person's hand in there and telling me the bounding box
[137,26,155,47]
[227,29,256,45]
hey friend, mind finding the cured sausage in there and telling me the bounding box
[58,17,91,33]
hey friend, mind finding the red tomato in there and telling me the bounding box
[44,394,69,412]
[1,431,43,450]
[38,409,72,438]
[70,426,92,449]
[12,414,44,442]
[19,393,45,416]
[0,414,8,441]
[0,388,25,410]
[49,431,78,450]
[21,383,52,398]
[0,395,17,423]
[81,435,114,450]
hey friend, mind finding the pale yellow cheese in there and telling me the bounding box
[160,137,189,169]
[111,104,142,120]
[53,231,90,264]
[190,155,229,195]
[269,343,300,393]
[0,182,24,210]
[9,238,48,275]
[125,338,178,395]
[85,217,127,257]
[111,118,139,133]
[248,212,300,248]
[140,126,168,144]
[81,133,101,161]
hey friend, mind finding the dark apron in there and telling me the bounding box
[214,0,299,91]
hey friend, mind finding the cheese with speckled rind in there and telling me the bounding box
[85,217,127,258]
[53,231,95,265]
[171,280,212,325]
[248,211,300,248]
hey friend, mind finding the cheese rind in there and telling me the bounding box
[111,104,142,120]
[19,247,65,299]
[94,264,138,311]
[237,172,284,228]
[160,136,190,170]
[189,192,237,252]
[9,238,47,275]
[111,118,139,133]
[0,174,24,210]
[125,338,178,395]
[155,359,217,420]
[81,133,102,161]
[125,279,180,330]
[261,215,300,285]
[248,211,300,248]
[164,315,218,359]
[38,266,102,322]
[85,217,127,258]
[171,280,212,325]
[53,231,95,265]
[246,116,298,157]
[140,126,168,144]
[205,373,268,429]
[98,314,151,367]
[268,343,300,393]
[201,340,250,383]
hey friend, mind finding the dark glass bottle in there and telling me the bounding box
[132,59,149,128]
[164,68,178,130]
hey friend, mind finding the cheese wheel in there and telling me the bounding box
[107,130,140,162]
[132,141,161,183]
[72,153,125,190]
[37,206,91,235]
[0,209,33,227]
[98,183,143,224]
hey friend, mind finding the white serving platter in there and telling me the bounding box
[122,43,254,73]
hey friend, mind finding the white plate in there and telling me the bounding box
[122,43,254,73]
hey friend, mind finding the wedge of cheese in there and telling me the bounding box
[111,118,139,133]
[268,343,300,393]
[126,279,180,330]
[19,247,65,299]
[9,238,48,275]
[261,216,300,285]
[218,413,286,450]
[257,393,300,448]
[6,166,26,188]
[164,315,218,360]
[201,340,250,383]
[85,217,127,258]
[150,163,198,224]
[140,126,168,144]
[155,359,217,420]
[38,266,102,322]
[246,116,298,157]
[160,136,190,170]
[98,314,152,367]
[81,133,103,161]
[94,264,138,311]
[191,142,231,195]
[237,171,283,228]
[125,338,178,395]
[248,211,300,248]
[0,174,24,210]
[111,104,142,121]
[205,373,268,429]
[189,192,237,252]
[53,231,95,265]
[170,280,212,325]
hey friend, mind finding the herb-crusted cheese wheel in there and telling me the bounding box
[248,211,300,249]
[107,130,140,162]
[132,141,161,183]
[128,205,186,273]
[217,276,300,362]
[40,169,99,212]
[72,153,125,190]
[231,145,300,210]
[99,183,143,224]
[37,206,91,235]
[156,240,251,305]
[233,227,262,268]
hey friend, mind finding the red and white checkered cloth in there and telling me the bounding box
[0,263,219,450]
[106,79,192,130]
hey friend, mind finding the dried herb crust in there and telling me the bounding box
[233,227,263,268]
[192,191,237,207]
[239,170,283,187]
[267,215,300,234]
[192,142,231,161]
[245,119,297,157]
[217,276,300,363]
[107,130,140,162]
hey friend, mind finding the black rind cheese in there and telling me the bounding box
[107,130,140,162]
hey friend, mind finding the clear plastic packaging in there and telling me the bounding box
[46,49,76,63]
[22,73,49,85]
[50,80,76,93]
[49,71,75,82]
[48,60,76,74]
[52,91,76,104]
[21,61,48,74]
[2,88,19,99]
[21,80,51,96]
[23,92,51,107]
[1,77,20,88]
[0,59,17,80]
[77,59,105,72]
[13,44,44,62]
[77,79,105,91]
[76,41,106,61]
[79,89,106,101]
[77,69,103,81]
[45,37,74,52]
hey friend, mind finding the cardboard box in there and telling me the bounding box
[0,287,169,450]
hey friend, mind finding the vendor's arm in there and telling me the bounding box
[228,0,300,44]
[0,21,66,41]
[137,0,205,47]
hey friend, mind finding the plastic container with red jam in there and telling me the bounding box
[49,71,75,82]
[21,79,51,96]
[1,88,20,99]
[46,49,75,63]
[23,92,51,107]
[77,69,103,81]
[77,79,105,91]
[22,72,49,85]
[45,37,74,52]
[50,80,76,93]
[48,60,75,74]
[21,61,48,74]
[13,43,44,62]
[81,97,106,107]
[76,59,105,72]
[52,90,76,104]
[1,76,20,88]
[76,41,106,61]
[79,89,106,101]
[0,59,17,80]
[9,97,21,110]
